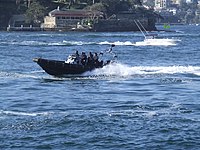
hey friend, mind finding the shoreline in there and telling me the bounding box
[155,23,186,25]
[0,24,194,32]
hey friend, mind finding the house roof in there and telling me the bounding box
[49,8,103,17]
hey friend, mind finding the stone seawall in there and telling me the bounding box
[92,18,156,32]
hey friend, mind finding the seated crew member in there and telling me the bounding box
[94,53,100,67]
[94,53,103,67]
[81,52,87,65]
[87,52,94,66]
[93,52,99,67]
[74,50,80,64]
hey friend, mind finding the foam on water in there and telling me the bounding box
[0,40,97,46]
[0,70,46,79]
[0,40,65,46]
[0,39,181,47]
[0,110,50,117]
[134,38,180,46]
[99,39,181,46]
[84,63,200,77]
[99,41,135,46]
[63,40,96,45]
[1,64,200,81]
[0,103,182,118]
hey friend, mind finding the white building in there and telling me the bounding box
[42,7,104,30]
[155,0,171,10]
[186,0,198,3]
[167,7,178,15]
[171,0,182,5]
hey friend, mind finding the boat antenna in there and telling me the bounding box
[104,44,117,59]
[134,20,146,39]
[137,20,149,36]
[100,44,115,55]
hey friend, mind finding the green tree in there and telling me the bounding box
[185,12,195,24]
[0,1,18,28]
[128,0,142,6]
[100,0,127,15]
[143,0,154,7]
[25,0,46,24]
[16,0,32,8]
[84,2,106,12]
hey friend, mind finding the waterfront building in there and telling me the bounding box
[42,7,104,30]
[155,0,171,10]
[186,0,198,3]
[170,0,182,5]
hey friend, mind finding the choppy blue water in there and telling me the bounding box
[1,25,200,149]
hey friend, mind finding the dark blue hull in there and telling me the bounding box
[33,58,104,76]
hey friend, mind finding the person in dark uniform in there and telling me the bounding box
[93,52,99,67]
[81,52,87,65]
[87,52,94,66]
[74,50,80,64]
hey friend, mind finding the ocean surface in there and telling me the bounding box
[1,25,200,149]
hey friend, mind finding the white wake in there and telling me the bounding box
[98,39,181,46]
[84,63,200,77]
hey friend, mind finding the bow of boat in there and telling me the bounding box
[33,58,39,63]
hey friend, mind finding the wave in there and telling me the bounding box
[135,38,181,46]
[0,40,59,46]
[0,38,180,47]
[83,63,200,77]
[0,70,73,82]
[1,64,200,80]
[0,110,51,117]
[99,41,135,46]
[81,31,200,39]
[99,39,181,46]
[0,109,165,119]
[0,70,46,79]
[0,40,83,46]
[0,40,134,46]
[62,40,96,45]
[0,103,193,120]
[81,33,138,38]
[0,40,100,46]
[1,64,200,81]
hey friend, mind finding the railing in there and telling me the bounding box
[7,25,43,31]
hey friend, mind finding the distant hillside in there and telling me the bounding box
[0,0,155,30]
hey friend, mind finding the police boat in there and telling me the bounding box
[33,45,116,76]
